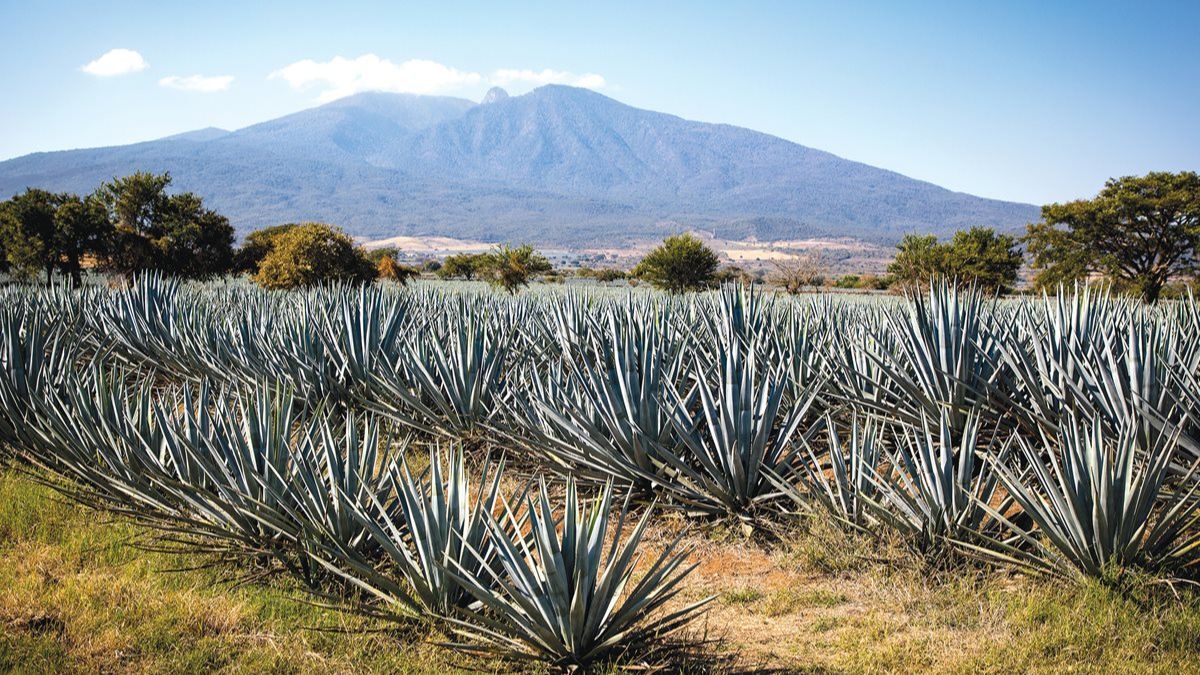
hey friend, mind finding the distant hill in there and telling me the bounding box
[0,86,1038,246]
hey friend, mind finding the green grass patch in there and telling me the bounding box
[0,471,482,674]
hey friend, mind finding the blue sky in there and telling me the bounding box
[0,0,1196,205]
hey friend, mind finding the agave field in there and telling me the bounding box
[3,276,1200,670]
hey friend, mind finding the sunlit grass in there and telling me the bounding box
[0,470,484,674]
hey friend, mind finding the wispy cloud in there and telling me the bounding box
[491,69,606,90]
[81,48,148,77]
[159,74,234,92]
[271,55,482,102]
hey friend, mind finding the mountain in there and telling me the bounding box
[0,86,1038,246]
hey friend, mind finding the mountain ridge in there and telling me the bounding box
[0,85,1038,246]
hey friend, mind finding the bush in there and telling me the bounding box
[633,233,720,293]
[252,223,376,290]
[436,253,487,280]
[834,274,861,289]
[888,228,1021,294]
[234,224,298,274]
[477,244,552,294]
[376,254,421,285]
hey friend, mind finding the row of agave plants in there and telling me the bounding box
[3,276,1200,667]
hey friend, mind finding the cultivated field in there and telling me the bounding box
[3,277,1200,672]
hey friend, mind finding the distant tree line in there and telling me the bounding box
[0,172,234,284]
[4,170,1197,301]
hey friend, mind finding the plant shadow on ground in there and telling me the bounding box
[4,469,1200,673]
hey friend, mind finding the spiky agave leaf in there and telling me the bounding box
[978,414,1200,578]
[771,411,884,532]
[512,311,692,495]
[365,306,511,437]
[301,445,519,619]
[857,281,1003,439]
[661,344,824,520]
[446,478,711,669]
[866,409,1011,551]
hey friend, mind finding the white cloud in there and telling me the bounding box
[271,55,482,102]
[491,68,606,90]
[82,48,148,77]
[159,74,234,92]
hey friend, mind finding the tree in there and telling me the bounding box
[365,247,399,264]
[158,193,235,278]
[887,234,945,291]
[633,233,720,293]
[235,223,298,273]
[97,172,233,278]
[0,189,60,283]
[54,194,111,285]
[887,228,1021,294]
[100,171,171,235]
[437,253,487,280]
[376,253,421,285]
[772,252,827,294]
[477,244,552,294]
[943,227,1022,294]
[1025,172,1200,303]
[253,223,376,290]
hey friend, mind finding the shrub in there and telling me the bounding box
[476,244,552,294]
[437,253,487,280]
[376,254,420,285]
[252,223,376,289]
[233,223,298,273]
[633,233,720,293]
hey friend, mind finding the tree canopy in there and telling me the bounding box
[437,253,488,280]
[96,171,234,279]
[0,189,61,283]
[477,244,552,294]
[252,222,376,290]
[234,223,298,273]
[1025,171,1200,302]
[633,233,720,293]
[887,227,1021,294]
[0,188,111,284]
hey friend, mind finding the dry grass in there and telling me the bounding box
[4,468,1200,673]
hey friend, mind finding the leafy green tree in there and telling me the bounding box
[97,172,233,278]
[54,194,112,284]
[234,223,298,273]
[365,247,400,264]
[887,234,945,291]
[887,228,1021,294]
[0,189,60,283]
[1026,172,1200,302]
[158,193,234,278]
[437,253,487,280]
[478,244,552,294]
[253,223,376,290]
[943,227,1022,294]
[633,233,720,293]
[100,171,172,235]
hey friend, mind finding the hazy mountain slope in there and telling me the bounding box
[0,86,1038,245]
